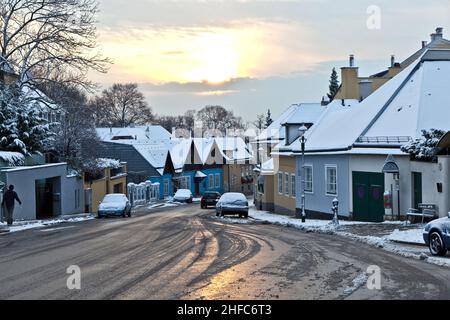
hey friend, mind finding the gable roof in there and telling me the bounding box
[282,103,325,125]
[215,137,253,162]
[289,48,450,153]
[254,105,297,143]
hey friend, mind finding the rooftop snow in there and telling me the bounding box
[96,126,171,143]
[282,103,325,125]
[254,105,297,142]
[170,138,193,169]
[215,137,253,162]
[0,152,24,166]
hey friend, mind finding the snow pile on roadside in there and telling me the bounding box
[344,272,368,295]
[0,215,95,233]
[210,216,251,225]
[148,202,179,209]
[250,210,367,234]
[386,228,425,245]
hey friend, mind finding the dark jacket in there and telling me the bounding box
[2,190,22,208]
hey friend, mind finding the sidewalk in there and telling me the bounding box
[0,213,95,234]
[249,208,450,269]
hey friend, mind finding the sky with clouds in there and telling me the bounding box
[90,0,450,121]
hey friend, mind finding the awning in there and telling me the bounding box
[195,171,207,178]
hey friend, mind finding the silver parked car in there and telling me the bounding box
[173,189,193,203]
[216,193,249,219]
[98,194,132,218]
[423,212,450,256]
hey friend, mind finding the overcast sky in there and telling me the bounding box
[90,0,450,122]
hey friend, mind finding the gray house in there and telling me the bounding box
[0,163,84,221]
[284,45,450,221]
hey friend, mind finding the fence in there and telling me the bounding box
[127,181,160,206]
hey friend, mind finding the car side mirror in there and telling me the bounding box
[448,212,450,219]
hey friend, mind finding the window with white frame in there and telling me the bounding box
[209,174,214,188]
[304,166,313,193]
[291,174,296,197]
[278,172,283,194]
[215,173,221,188]
[285,173,289,196]
[325,166,337,195]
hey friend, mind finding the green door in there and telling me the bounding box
[353,172,385,222]
[413,172,422,210]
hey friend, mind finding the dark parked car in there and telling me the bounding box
[201,191,221,209]
[423,212,450,256]
[216,193,249,219]
[98,194,131,218]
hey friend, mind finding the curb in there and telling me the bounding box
[390,239,427,247]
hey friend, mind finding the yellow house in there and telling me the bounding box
[84,161,128,213]
[273,155,297,216]
[335,28,450,101]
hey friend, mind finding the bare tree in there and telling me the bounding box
[197,105,245,133]
[43,83,100,167]
[0,0,109,97]
[253,113,265,130]
[92,83,154,128]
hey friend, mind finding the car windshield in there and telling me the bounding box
[175,190,191,197]
[220,193,246,202]
[103,194,126,203]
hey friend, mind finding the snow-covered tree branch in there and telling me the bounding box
[401,129,446,161]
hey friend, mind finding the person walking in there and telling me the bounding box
[1,185,22,226]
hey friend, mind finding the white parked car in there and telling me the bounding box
[98,194,131,218]
[216,193,249,219]
[174,189,193,203]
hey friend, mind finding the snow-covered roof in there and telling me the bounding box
[195,171,207,178]
[132,143,171,175]
[96,126,171,143]
[96,158,122,169]
[288,48,450,153]
[193,138,216,164]
[170,138,192,170]
[254,105,297,142]
[282,103,325,125]
[215,137,253,162]
[0,152,25,166]
[259,158,274,175]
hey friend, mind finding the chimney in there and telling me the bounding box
[390,55,395,68]
[431,27,444,42]
[422,41,427,48]
[349,54,355,67]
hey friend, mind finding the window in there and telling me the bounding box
[164,179,169,196]
[304,166,313,193]
[285,173,289,196]
[179,176,191,190]
[209,174,214,188]
[278,173,283,194]
[215,173,221,188]
[291,175,296,197]
[325,166,337,195]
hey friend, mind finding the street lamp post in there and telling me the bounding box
[298,125,308,223]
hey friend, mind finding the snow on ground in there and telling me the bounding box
[210,216,251,225]
[249,208,450,268]
[386,228,425,245]
[0,215,94,233]
[344,272,369,295]
[148,202,179,209]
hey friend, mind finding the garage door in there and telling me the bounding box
[352,172,385,222]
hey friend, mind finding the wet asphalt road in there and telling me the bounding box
[0,204,449,300]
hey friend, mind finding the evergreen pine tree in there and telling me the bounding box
[327,68,339,100]
[265,109,273,128]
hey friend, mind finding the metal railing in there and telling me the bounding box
[356,136,412,144]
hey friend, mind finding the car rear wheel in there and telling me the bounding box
[429,232,447,256]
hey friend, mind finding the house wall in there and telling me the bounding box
[201,168,224,194]
[255,174,274,211]
[349,154,411,219]
[223,164,254,194]
[84,166,128,213]
[296,154,350,218]
[410,156,450,218]
[149,173,174,200]
[3,164,84,220]
[274,155,296,215]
